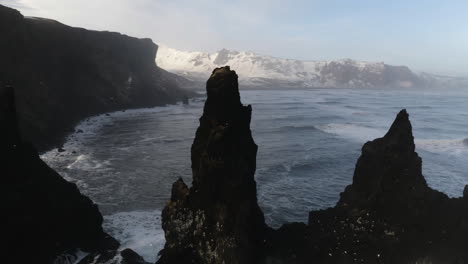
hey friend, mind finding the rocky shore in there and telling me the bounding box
[159,66,468,264]
[2,5,466,259]
[1,85,151,264]
[3,65,467,263]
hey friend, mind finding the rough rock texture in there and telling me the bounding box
[1,85,152,264]
[266,110,468,263]
[0,4,192,151]
[158,67,267,264]
[0,85,118,263]
[157,68,468,263]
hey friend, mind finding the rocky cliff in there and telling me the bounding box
[158,67,267,264]
[1,85,109,263]
[159,67,468,264]
[0,4,191,151]
[1,84,151,264]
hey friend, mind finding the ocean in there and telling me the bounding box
[41,88,468,262]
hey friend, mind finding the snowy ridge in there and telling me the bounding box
[156,45,430,89]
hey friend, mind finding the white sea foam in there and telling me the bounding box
[38,90,467,260]
[315,123,385,142]
[53,249,89,264]
[315,123,468,155]
[66,154,111,170]
[416,138,468,155]
[41,105,179,158]
[103,210,165,263]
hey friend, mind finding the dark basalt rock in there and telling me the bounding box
[157,69,468,263]
[1,85,152,263]
[158,67,267,264]
[1,85,117,263]
[120,248,150,264]
[266,109,468,263]
[337,109,440,216]
[0,4,192,151]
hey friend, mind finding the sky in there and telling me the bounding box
[2,0,468,76]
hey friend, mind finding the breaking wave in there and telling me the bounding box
[40,89,468,259]
[103,210,165,263]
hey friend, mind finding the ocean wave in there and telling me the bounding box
[277,125,318,131]
[317,100,343,105]
[139,136,182,144]
[415,106,433,109]
[315,123,385,142]
[65,154,111,171]
[416,138,468,155]
[315,123,467,155]
[103,210,165,263]
[351,111,372,116]
[345,105,369,110]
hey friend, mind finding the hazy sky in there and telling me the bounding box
[3,0,468,75]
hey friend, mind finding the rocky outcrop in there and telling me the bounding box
[1,85,110,263]
[266,110,468,263]
[0,4,192,151]
[158,67,267,264]
[1,85,150,264]
[157,67,468,263]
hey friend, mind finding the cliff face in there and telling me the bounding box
[1,85,115,263]
[158,67,267,264]
[0,4,190,151]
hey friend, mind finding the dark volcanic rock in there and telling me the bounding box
[337,109,439,215]
[266,109,468,263]
[1,85,120,263]
[120,248,150,264]
[0,4,191,151]
[157,69,468,263]
[158,67,267,264]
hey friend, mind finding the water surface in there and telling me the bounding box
[42,88,468,262]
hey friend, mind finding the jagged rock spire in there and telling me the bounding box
[159,67,266,264]
[203,66,242,121]
[382,109,415,153]
[338,109,429,211]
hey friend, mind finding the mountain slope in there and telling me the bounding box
[156,46,429,89]
[0,5,191,151]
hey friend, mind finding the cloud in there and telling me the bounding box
[1,0,35,10]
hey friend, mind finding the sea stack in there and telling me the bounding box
[337,109,436,215]
[158,67,267,264]
[263,109,468,263]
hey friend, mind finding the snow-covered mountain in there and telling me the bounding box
[156,46,433,89]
